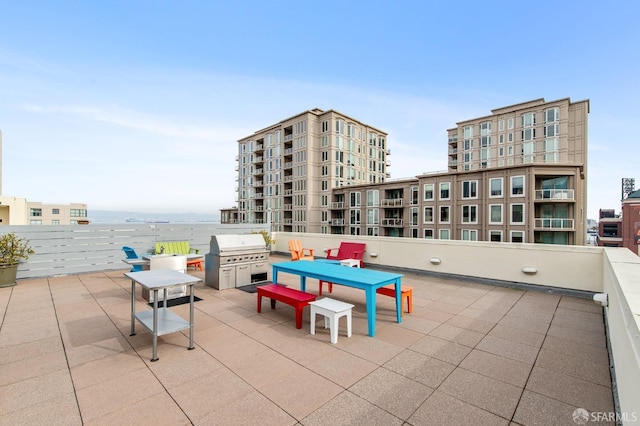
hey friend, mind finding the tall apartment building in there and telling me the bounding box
[232,108,389,233]
[224,98,589,245]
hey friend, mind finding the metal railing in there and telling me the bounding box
[534,218,574,229]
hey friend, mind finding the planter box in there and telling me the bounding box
[0,264,18,287]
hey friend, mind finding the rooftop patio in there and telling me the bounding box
[0,254,615,425]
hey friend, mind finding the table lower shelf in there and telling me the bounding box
[135,308,190,336]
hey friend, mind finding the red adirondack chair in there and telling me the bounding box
[326,242,366,267]
[320,242,366,295]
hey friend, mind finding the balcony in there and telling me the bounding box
[534,218,574,229]
[534,189,575,201]
[381,199,403,207]
[330,219,345,225]
[330,202,345,209]
[1,225,636,424]
[381,218,403,227]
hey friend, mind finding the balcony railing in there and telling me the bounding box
[382,218,403,227]
[534,189,575,201]
[330,202,345,209]
[331,219,345,226]
[534,218,574,229]
[381,199,403,207]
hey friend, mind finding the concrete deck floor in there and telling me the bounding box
[0,255,615,425]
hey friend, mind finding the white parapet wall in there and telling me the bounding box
[274,232,604,293]
[602,248,640,418]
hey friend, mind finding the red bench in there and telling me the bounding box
[256,283,317,329]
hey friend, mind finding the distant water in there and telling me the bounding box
[88,210,219,224]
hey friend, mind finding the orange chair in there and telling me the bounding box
[288,240,314,261]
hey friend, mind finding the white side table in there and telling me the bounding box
[126,269,201,361]
[309,297,354,344]
[340,258,360,268]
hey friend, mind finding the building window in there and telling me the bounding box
[511,176,525,196]
[490,178,503,197]
[511,204,525,224]
[544,138,559,163]
[52,208,60,214]
[489,230,502,242]
[423,229,434,239]
[52,220,60,225]
[30,220,42,225]
[462,181,477,199]
[424,207,434,223]
[511,231,524,243]
[508,118,514,129]
[440,206,450,223]
[521,112,536,128]
[410,186,419,205]
[350,209,360,225]
[423,183,434,201]
[522,141,535,163]
[439,229,450,240]
[30,208,42,217]
[366,227,379,236]
[367,209,379,225]
[498,120,504,131]
[462,229,478,241]
[462,205,477,223]
[350,192,361,207]
[544,107,559,123]
[489,205,503,224]
[439,182,450,200]
[70,209,87,217]
[410,207,418,226]
[367,190,379,206]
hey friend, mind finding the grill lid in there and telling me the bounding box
[210,234,267,255]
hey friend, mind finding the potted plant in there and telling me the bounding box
[251,230,275,251]
[0,233,35,287]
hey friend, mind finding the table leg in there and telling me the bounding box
[272,267,278,284]
[130,280,136,336]
[151,290,159,362]
[395,280,402,324]
[188,284,194,350]
[300,275,307,292]
[365,289,376,337]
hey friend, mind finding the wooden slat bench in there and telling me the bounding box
[256,283,317,329]
[376,284,413,317]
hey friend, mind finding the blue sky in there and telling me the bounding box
[1,1,638,220]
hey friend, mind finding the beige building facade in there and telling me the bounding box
[234,108,389,233]
[0,196,88,225]
[226,98,589,245]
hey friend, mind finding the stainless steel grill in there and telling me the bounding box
[205,234,270,290]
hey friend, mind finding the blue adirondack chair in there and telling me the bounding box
[122,246,143,272]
